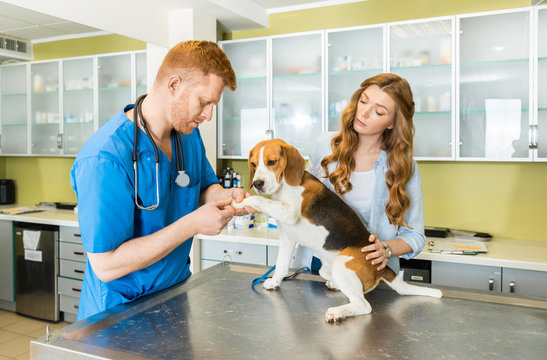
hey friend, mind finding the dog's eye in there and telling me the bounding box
[267,160,277,166]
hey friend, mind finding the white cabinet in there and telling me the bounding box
[390,17,454,159]
[431,261,502,291]
[536,6,547,160]
[57,225,84,319]
[0,64,28,154]
[219,39,268,158]
[502,267,547,297]
[327,25,384,131]
[457,9,532,161]
[200,239,268,270]
[0,220,14,307]
[0,50,146,157]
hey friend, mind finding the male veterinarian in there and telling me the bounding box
[71,41,250,320]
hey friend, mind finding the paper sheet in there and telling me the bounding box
[484,99,521,158]
[23,230,40,250]
[428,238,488,254]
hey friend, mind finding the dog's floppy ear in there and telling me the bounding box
[247,141,264,190]
[281,143,305,186]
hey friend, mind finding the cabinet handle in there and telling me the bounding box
[73,251,85,256]
[71,287,81,292]
[57,133,63,149]
[509,281,515,293]
[489,278,494,291]
[224,250,242,255]
[73,305,79,309]
[74,233,81,238]
[74,269,84,274]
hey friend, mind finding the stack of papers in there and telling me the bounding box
[428,238,488,255]
[0,207,44,215]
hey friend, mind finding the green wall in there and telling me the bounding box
[224,0,547,242]
[0,34,145,205]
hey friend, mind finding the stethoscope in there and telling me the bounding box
[132,94,190,211]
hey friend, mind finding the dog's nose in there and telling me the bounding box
[253,180,264,191]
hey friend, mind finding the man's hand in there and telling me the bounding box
[190,197,235,236]
[229,187,256,215]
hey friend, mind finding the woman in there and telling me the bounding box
[309,73,425,273]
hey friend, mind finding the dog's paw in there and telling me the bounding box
[325,280,340,291]
[230,200,245,209]
[263,278,280,291]
[325,306,348,323]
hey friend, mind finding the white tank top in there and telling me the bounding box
[341,169,376,216]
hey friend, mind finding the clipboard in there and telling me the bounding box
[428,238,488,255]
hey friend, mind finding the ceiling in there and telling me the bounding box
[0,0,362,42]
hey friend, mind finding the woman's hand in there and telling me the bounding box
[361,234,388,271]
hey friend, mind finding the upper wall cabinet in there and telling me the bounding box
[458,9,532,161]
[0,50,146,157]
[272,32,323,156]
[0,64,28,154]
[327,25,384,132]
[537,6,547,161]
[389,18,454,160]
[219,38,268,158]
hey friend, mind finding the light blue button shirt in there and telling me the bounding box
[308,132,426,273]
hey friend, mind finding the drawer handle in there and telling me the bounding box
[73,305,79,309]
[71,287,81,293]
[73,251,85,256]
[74,269,84,274]
[224,250,242,255]
[74,234,81,238]
[488,278,494,291]
[509,281,515,293]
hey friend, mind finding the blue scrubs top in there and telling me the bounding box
[70,105,219,321]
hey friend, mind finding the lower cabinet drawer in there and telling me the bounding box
[60,295,80,315]
[58,276,83,298]
[60,259,86,280]
[60,242,87,262]
[201,240,267,265]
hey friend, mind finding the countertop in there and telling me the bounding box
[30,263,547,360]
[0,204,78,227]
[197,227,547,272]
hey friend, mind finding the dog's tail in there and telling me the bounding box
[381,268,442,298]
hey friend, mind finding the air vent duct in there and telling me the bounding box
[0,34,33,63]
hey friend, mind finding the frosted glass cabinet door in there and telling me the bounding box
[63,58,94,155]
[0,64,28,154]
[537,8,547,159]
[272,33,322,157]
[459,10,531,160]
[390,19,453,159]
[98,54,131,127]
[327,26,384,131]
[220,39,268,157]
[31,61,60,155]
[136,52,147,99]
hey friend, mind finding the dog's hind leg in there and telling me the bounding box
[381,268,442,298]
[325,255,371,323]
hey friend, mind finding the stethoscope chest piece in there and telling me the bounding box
[175,171,190,187]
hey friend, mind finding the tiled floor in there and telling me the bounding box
[0,310,69,360]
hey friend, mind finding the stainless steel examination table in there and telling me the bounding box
[32,263,547,359]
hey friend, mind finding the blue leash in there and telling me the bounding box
[252,265,311,286]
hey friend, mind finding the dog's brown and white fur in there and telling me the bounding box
[233,139,442,322]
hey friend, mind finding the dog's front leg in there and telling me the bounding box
[264,232,296,291]
[232,196,299,225]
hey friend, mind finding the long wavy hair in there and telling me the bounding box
[321,73,415,228]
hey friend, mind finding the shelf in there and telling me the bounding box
[539,108,547,112]
[33,122,59,126]
[461,108,529,114]
[32,90,59,95]
[460,58,529,67]
[538,57,547,61]
[273,72,321,79]
[329,68,383,76]
[415,111,451,115]
[65,121,94,125]
[1,123,27,127]
[223,116,241,121]
[99,85,131,91]
[391,63,451,71]
[238,76,267,82]
[1,93,26,97]
[64,88,93,93]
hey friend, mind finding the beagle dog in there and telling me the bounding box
[233,139,442,323]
